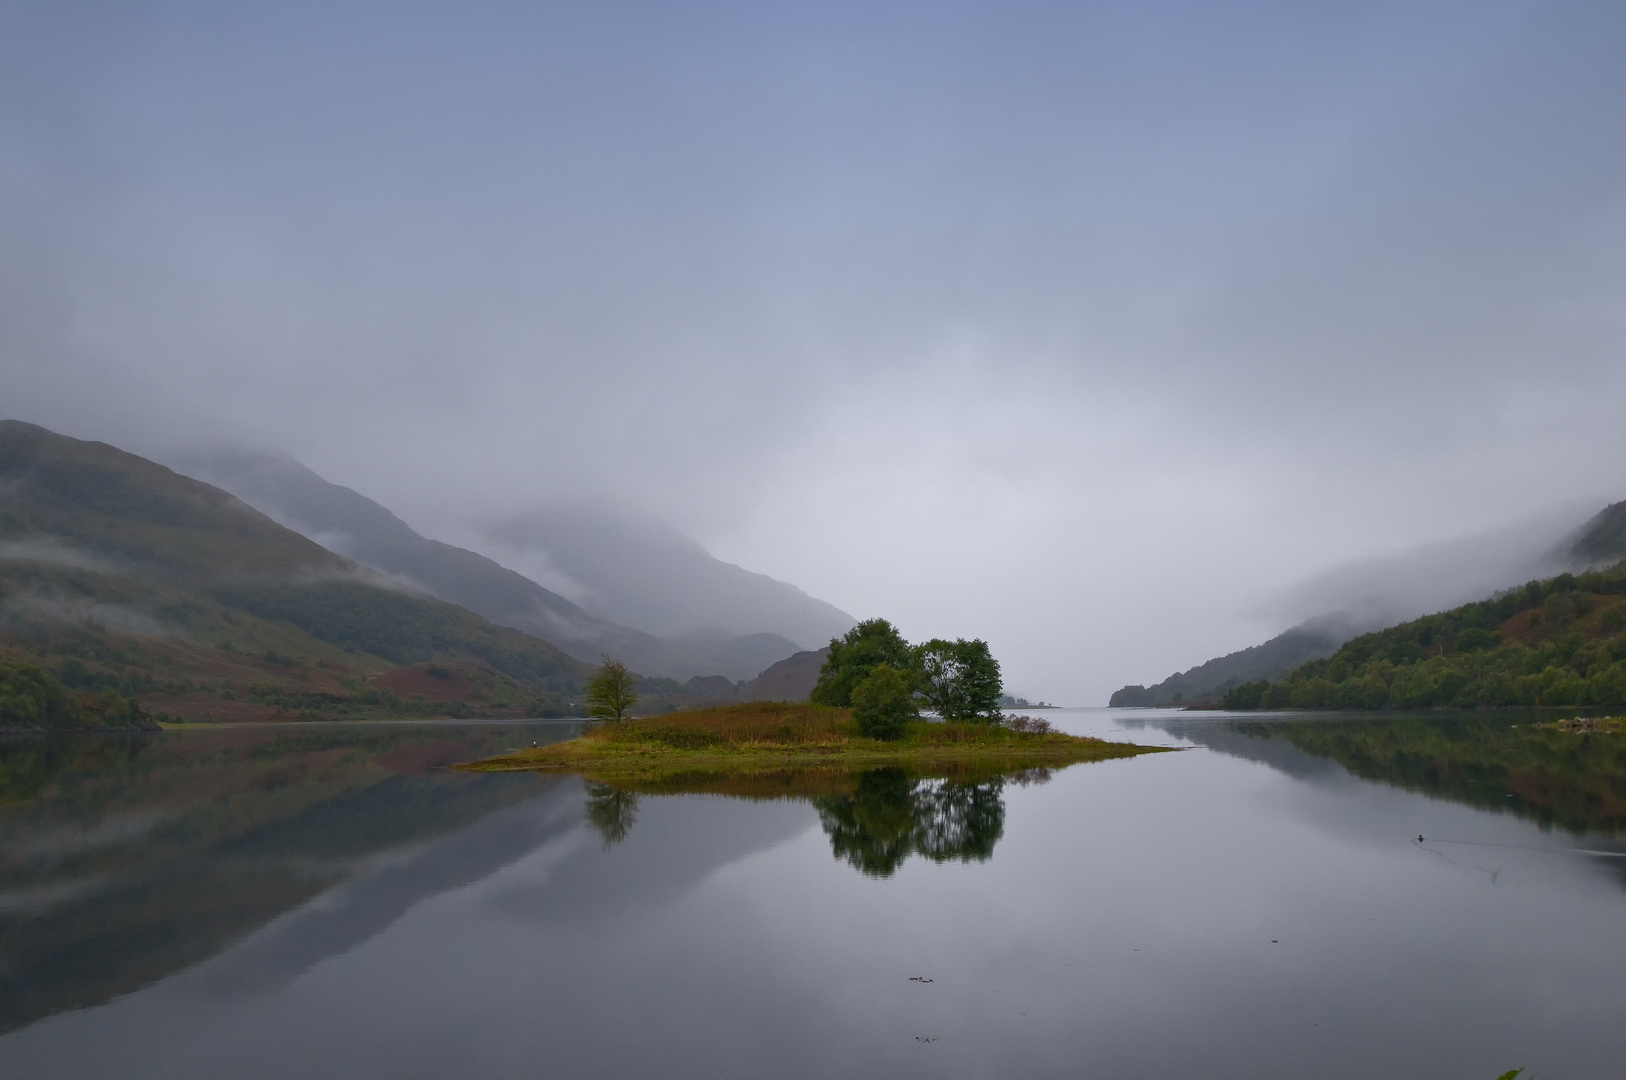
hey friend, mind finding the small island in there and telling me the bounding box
[459,620,1173,782]
[455,700,1171,784]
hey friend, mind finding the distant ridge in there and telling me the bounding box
[178,450,809,681]
[1225,558,1626,710]
[1570,500,1626,570]
[1110,625,1342,707]
[738,647,828,702]
[1112,494,1626,707]
[0,420,585,722]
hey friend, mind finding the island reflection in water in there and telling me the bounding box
[6,711,1626,1079]
[585,765,1055,876]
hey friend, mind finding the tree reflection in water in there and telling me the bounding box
[580,765,1054,874]
[813,767,1049,877]
[585,781,640,846]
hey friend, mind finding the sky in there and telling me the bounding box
[3,0,1625,702]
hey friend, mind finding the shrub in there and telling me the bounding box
[0,663,86,729]
[851,664,918,740]
[1004,715,1052,734]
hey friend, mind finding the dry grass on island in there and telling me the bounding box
[454,700,1174,783]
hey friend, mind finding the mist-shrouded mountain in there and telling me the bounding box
[1112,498,1625,706]
[1571,500,1626,570]
[178,450,831,681]
[486,506,855,649]
[0,421,585,721]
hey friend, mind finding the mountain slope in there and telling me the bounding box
[1112,499,1626,706]
[1225,563,1626,709]
[181,450,808,681]
[1570,500,1626,569]
[0,421,585,720]
[737,648,828,702]
[488,506,855,648]
[1109,624,1344,706]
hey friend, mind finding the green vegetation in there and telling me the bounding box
[810,618,915,706]
[917,637,1003,720]
[0,420,586,721]
[585,659,638,721]
[850,663,918,739]
[809,618,1006,722]
[0,662,85,729]
[0,661,157,731]
[1111,624,1341,707]
[457,700,1170,783]
[1223,565,1626,710]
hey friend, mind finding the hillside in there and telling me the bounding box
[1110,624,1343,706]
[0,422,586,721]
[181,450,812,681]
[1571,500,1626,569]
[1112,498,1626,706]
[1224,564,1626,710]
[488,506,856,648]
[738,647,828,701]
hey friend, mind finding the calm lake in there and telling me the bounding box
[2,708,1624,1078]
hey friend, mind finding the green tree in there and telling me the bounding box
[810,618,915,706]
[585,659,639,721]
[850,664,919,740]
[0,663,86,729]
[916,638,1003,722]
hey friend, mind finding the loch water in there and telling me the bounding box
[2,709,1624,1079]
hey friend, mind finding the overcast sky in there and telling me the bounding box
[4,0,1625,702]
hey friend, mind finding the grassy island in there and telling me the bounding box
[454,701,1174,786]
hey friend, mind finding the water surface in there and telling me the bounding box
[2,710,1624,1078]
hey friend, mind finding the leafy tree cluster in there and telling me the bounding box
[0,662,155,730]
[0,663,86,729]
[1223,567,1626,710]
[810,619,1004,739]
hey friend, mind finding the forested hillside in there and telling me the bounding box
[184,449,812,681]
[0,421,586,723]
[1110,624,1342,706]
[1225,564,1626,710]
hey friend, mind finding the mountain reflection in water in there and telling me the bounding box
[0,722,571,1035]
[1129,711,1626,836]
[1250,715,1626,834]
[6,710,1626,1078]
